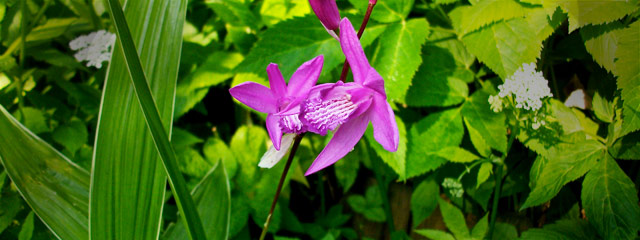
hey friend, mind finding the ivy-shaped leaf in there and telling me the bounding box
[461,18,542,79]
[522,140,605,209]
[406,108,464,178]
[370,18,429,103]
[582,154,640,239]
[614,21,640,136]
[543,0,639,32]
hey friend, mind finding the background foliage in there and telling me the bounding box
[0,0,639,239]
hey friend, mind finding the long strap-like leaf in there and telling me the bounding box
[92,0,205,239]
[0,105,90,240]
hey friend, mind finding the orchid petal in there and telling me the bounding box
[339,18,370,85]
[259,134,296,168]
[266,114,283,150]
[363,67,386,96]
[229,82,277,113]
[309,0,341,31]
[305,114,370,176]
[267,63,287,97]
[348,87,374,118]
[370,95,399,151]
[288,55,324,98]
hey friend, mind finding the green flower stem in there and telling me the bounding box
[259,133,305,240]
[372,152,396,232]
[339,1,376,82]
[488,126,519,239]
[103,0,206,239]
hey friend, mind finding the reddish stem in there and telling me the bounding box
[339,2,376,82]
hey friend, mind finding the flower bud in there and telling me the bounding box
[309,0,341,31]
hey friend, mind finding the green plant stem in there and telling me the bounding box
[259,133,305,240]
[103,0,206,239]
[16,0,29,120]
[488,126,519,238]
[371,154,395,232]
[339,1,376,82]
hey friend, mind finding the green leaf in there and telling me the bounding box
[348,0,414,23]
[230,125,268,190]
[13,107,49,134]
[205,0,259,29]
[525,7,566,44]
[0,193,22,236]
[609,131,640,160]
[580,22,624,74]
[614,21,640,136]
[454,0,528,36]
[346,195,367,213]
[407,108,464,178]
[411,177,439,228]
[582,154,640,239]
[521,140,605,209]
[438,198,469,239]
[0,105,89,239]
[364,208,387,222]
[26,18,92,42]
[175,51,243,117]
[259,0,310,26]
[162,163,231,240]
[405,42,470,107]
[203,137,238,179]
[92,0,205,239]
[415,229,455,240]
[462,90,507,155]
[334,142,361,192]
[365,116,407,180]
[521,219,598,240]
[470,214,489,239]
[592,91,614,123]
[476,162,493,189]
[52,120,88,154]
[544,0,639,32]
[18,211,34,240]
[435,147,479,163]
[491,223,518,240]
[369,18,429,102]
[460,18,542,79]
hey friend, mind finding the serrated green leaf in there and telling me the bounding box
[348,0,413,23]
[407,108,464,178]
[175,52,243,118]
[609,131,640,160]
[581,22,624,74]
[415,229,455,240]
[52,120,88,154]
[162,163,231,240]
[365,116,407,179]
[522,140,605,209]
[370,18,429,102]
[521,219,597,240]
[614,21,640,136]
[592,91,614,123]
[544,0,639,32]
[0,105,89,239]
[525,7,566,44]
[476,162,492,189]
[205,0,259,29]
[405,43,469,107]
[259,0,310,26]
[461,18,542,79]
[13,107,49,134]
[462,90,507,155]
[438,198,469,239]
[411,177,439,228]
[435,147,479,163]
[455,0,527,36]
[582,154,640,239]
[203,137,238,179]
[18,211,34,240]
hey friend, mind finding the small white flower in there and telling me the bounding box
[488,95,503,112]
[497,63,552,111]
[531,115,546,130]
[69,30,116,68]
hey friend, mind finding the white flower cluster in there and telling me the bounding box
[497,63,552,111]
[442,178,464,198]
[69,30,116,68]
[531,115,547,130]
[488,95,503,113]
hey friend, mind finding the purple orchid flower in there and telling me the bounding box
[301,18,399,176]
[229,55,324,151]
[309,0,341,38]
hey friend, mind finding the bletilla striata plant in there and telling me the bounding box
[229,0,398,176]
